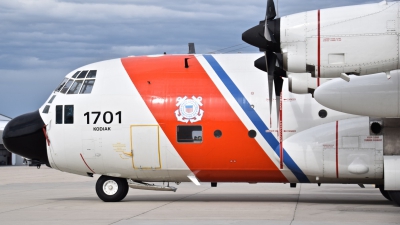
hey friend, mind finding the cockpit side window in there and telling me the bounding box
[56,105,63,124]
[64,105,74,124]
[55,105,74,124]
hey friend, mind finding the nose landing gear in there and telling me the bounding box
[377,185,392,201]
[388,191,400,206]
[96,175,129,202]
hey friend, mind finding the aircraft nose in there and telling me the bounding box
[2,110,49,165]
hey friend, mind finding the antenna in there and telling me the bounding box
[188,43,196,54]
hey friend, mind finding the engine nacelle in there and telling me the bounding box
[282,47,306,73]
[284,117,383,180]
[314,70,400,117]
[288,73,331,95]
[280,1,399,77]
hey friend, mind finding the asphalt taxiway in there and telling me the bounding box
[0,166,399,225]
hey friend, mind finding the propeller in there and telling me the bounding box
[264,0,276,42]
[242,0,286,126]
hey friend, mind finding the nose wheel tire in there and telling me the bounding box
[378,185,392,201]
[388,191,400,206]
[96,175,129,202]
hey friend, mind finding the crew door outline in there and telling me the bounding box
[130,125,162,169]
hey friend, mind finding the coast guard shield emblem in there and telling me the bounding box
[175,96,204,123]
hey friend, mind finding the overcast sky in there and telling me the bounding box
[0,0,375,118]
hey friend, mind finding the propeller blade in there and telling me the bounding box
[274,75,284,97]
[268,75,274,127]
[264,51,287,128]
[266,51,277,76]
[274,53,287,78]
[274,75,284,121]
[264,20,272,42]
[264,0,276,41]
[266,51,277,126]
[243,0,283,130]
[275,52,283,68]
[266,0,277,20]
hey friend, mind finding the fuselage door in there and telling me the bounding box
[131,125,161,169]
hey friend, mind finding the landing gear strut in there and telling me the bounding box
[96,175,129,202]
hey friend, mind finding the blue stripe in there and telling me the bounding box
[203,55,309,183]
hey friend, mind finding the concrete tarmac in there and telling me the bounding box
[0,167,399,225]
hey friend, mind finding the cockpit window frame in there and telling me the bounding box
[77,70,89,79]
[86,70,97,78]
[60,79,74,94]
[56,70,97,95]
[67,80,84,95]
[55,78,69,92]
[71,71,81,78]
[80,79,96,94]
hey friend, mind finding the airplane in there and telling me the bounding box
[2,0,400,204]
[0,114,12,165]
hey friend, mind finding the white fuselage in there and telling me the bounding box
[37,54,382,185]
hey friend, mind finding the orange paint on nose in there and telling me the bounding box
[122,55,287,182]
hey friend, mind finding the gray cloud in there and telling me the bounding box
[0,0,377,117]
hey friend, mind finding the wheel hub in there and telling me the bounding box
[103,180,118,195]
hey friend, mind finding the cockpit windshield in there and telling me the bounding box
[80,80,95,94]
[77,71,88,79]
[60,79,73,94]
[55,70,97,94]
[55,78,69,92]
[67,80,83,94]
